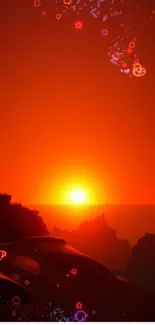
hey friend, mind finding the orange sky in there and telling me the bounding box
[0,0,155,205]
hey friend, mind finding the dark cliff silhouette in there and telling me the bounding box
[51,215,132,270]
[1,193,155,293]
[125,233,155,294]
[0,194,155,321]
[0,193,49,242]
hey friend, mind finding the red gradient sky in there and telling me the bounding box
[0,0,155,205]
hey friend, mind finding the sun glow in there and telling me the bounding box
[39,168,104,204]
[69,189,86,204]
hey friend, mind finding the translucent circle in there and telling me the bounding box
[24,280,30,285]
[12,296,21,305]
[34,0,41,7]
[56,13,62,20]
[74,310,88,322]
[71,268,78,275]
[102,29,108,36]
[129,41,135,49]
[12,311,16,317]
[0,250,7,261]
[13,274,19,281]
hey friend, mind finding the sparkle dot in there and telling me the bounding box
[66,273,70,278]
[76,302,83,309]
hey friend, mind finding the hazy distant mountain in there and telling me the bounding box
[28,204,155,245]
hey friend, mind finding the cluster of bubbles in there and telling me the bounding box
[11,301,92,321]
[6,263,97,322]
[0,247,128,322]
[0,253,89,322]
[33,0,155,78]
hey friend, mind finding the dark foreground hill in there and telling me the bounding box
[0,236,155,321]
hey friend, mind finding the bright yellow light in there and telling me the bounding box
[39,167,103,204]
[69,189,86,204]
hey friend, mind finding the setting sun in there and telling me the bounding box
[69,189,86,204]
[39,168,105,205]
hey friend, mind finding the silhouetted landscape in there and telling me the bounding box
[29,204,155,245]
[1,193,155,322]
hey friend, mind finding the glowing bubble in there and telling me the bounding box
[101,29,108,36]
[133,63,146,77]
[32,0,154,78]
[133,63,141,69]
[0,250,7,261]
[127,48,132,54]
[76,302,83,309]
[129,41,135,48]
[12,296,21,305]
[56,13,62,20]
[74,310,88,321]
[71,268,78,275]
[133,67,146,77]
[13,274,19,281]
[12,311,16,317]
[34,0,41,7]
[24,280,30,285]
